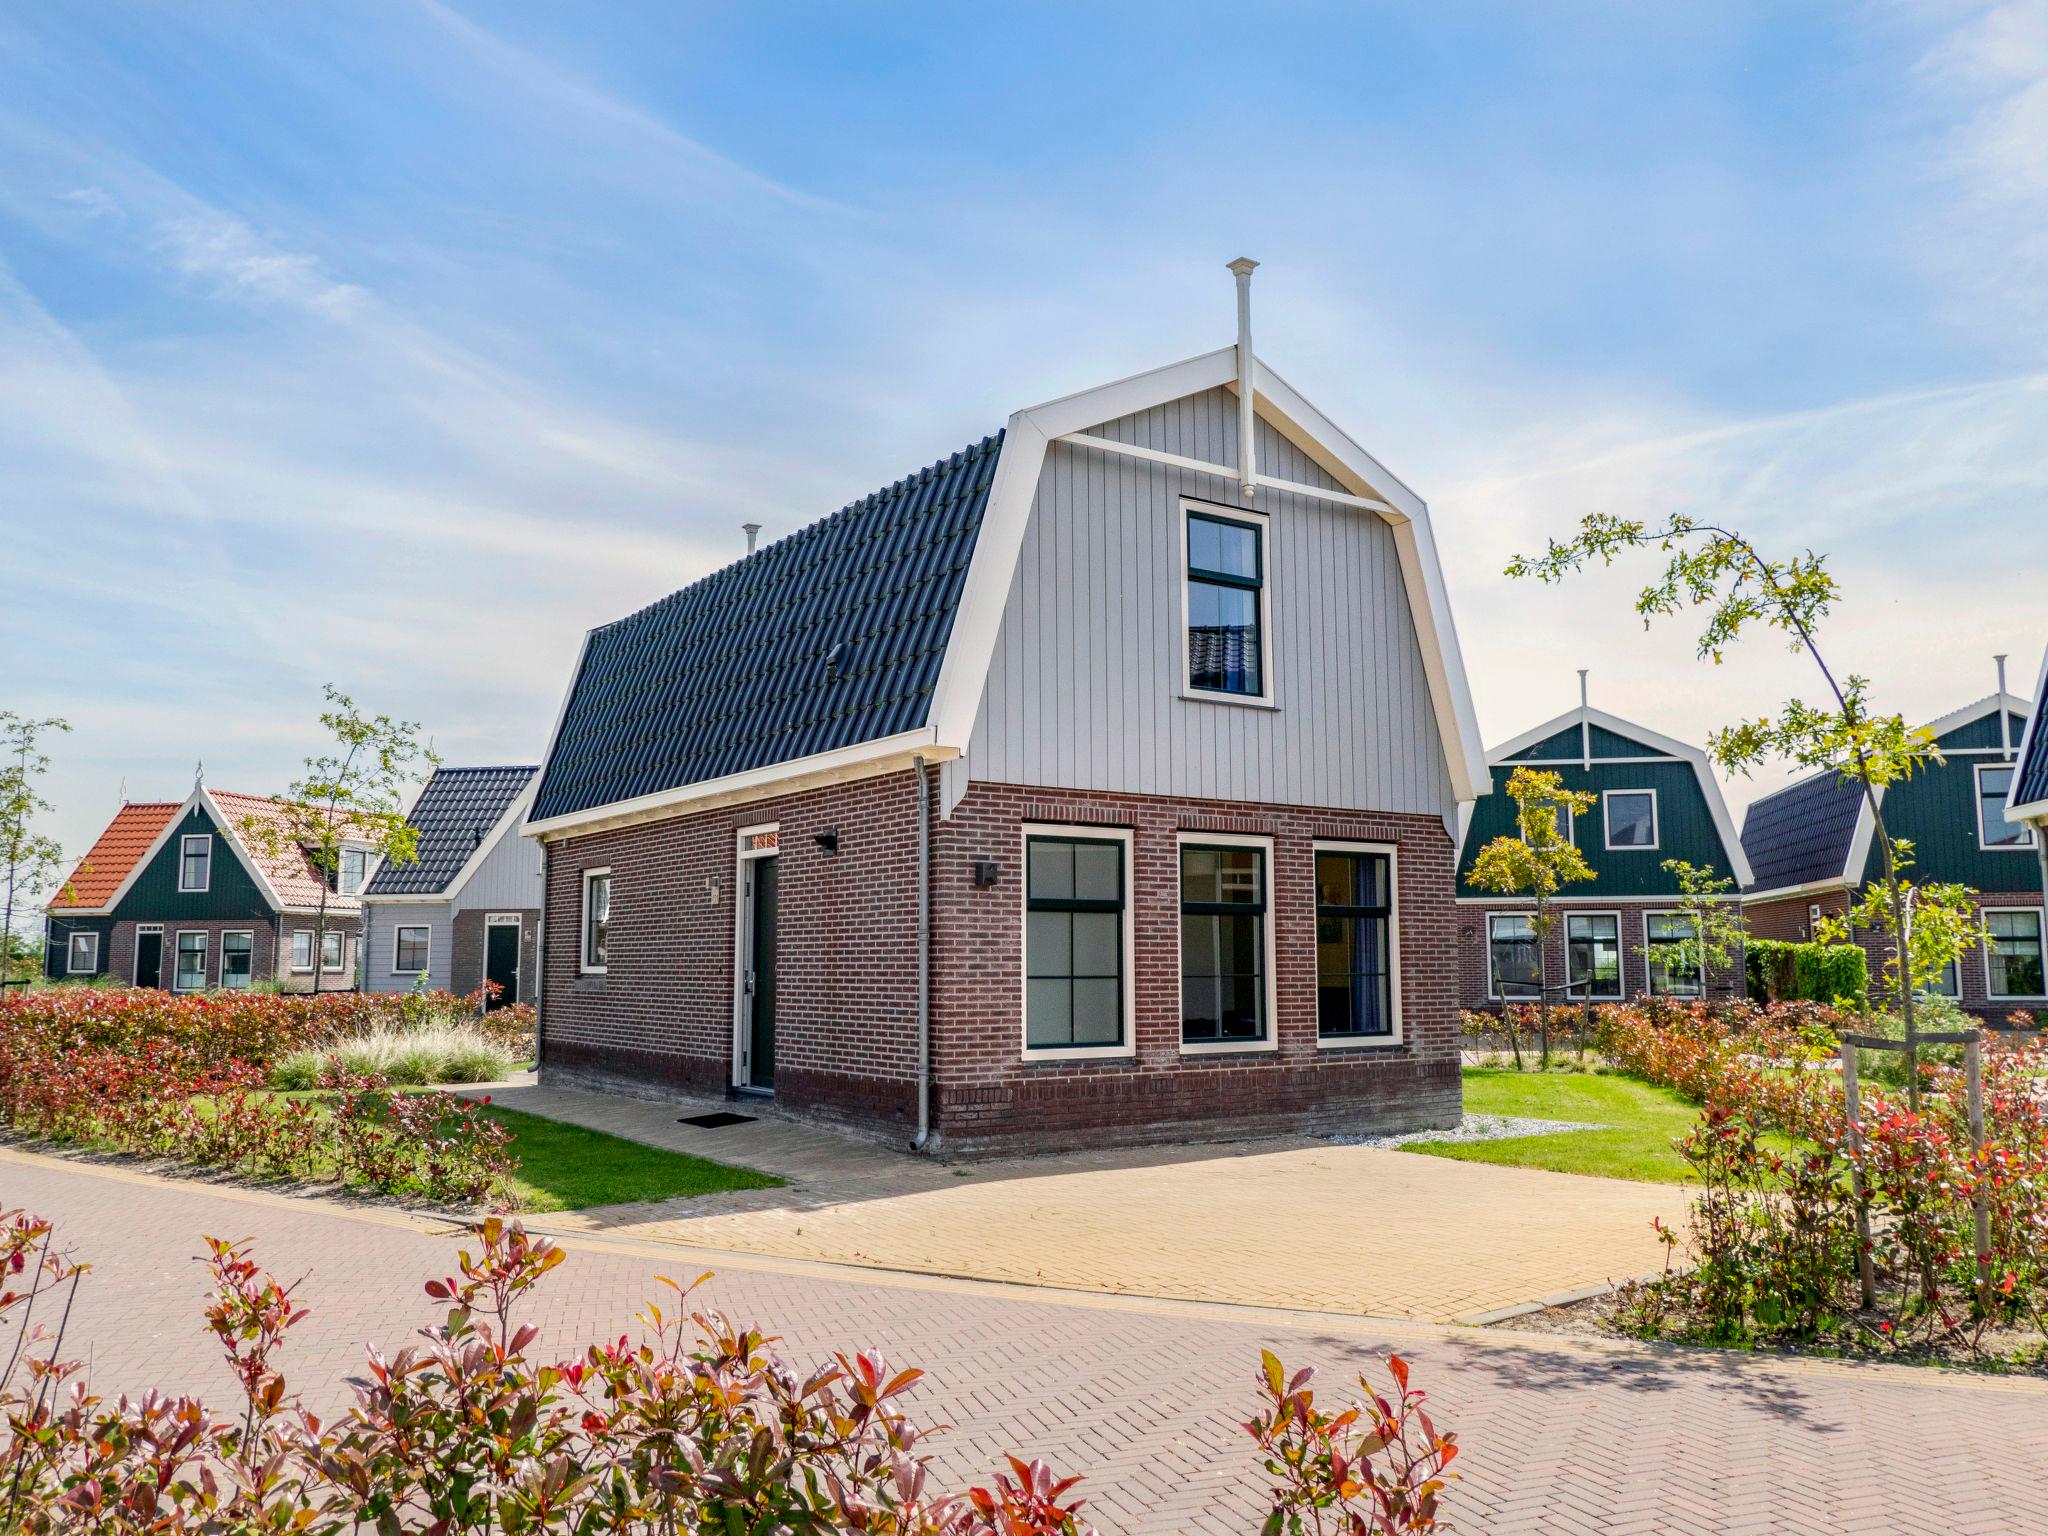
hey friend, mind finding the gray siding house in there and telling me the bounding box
[362,766,543,1006]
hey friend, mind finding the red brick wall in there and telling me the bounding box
[1455,900,1743,1010]
[100,915,359,991]
[539,770,1466,1154]
[1744,891,1847,943]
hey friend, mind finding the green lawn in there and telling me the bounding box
[483,1104,782,1212]
[1402,1066,1745,1184]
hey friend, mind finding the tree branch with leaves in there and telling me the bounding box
[1,714,72,986]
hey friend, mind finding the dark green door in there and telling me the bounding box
[484,919,520,1009]
[747,856,777,1090]
[133,930,162,989]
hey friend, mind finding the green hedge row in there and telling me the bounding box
[1744,938,1868,1007]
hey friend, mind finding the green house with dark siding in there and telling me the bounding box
[1457,703,1752,1009]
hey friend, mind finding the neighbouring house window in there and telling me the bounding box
[1923,957,1960,999]
[1567,913,1623,1000]
[66,931,99,975]
[1180,843,1268,1044]
[1645,912,1702,997]
[1519,798,1574,846]
[393,925,430,975]
[290,930,314,972]
[321,930,345,973]
[1488,913,1540,1001]
[1977,765,2036,850]
[179,834,212,892]
[1807,903,1824,939]
[582,869,611,972]
[220,931,253,990]
[175,932,208,991]
[1986,910,2046,999]
[1024,834,1126,1050]
[1604,790,1658,849]
[1315,849,1395,1039]
[338,846,373,895]
[1186,509,1265,698]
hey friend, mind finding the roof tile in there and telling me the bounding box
[364,766,536,896]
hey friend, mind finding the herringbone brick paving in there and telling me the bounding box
[5,1149,2046,1533]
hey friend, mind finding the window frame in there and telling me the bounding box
[289,929,314,973]
[1176,831,1278,1055]
[219,930,254,991]
[337,843,378,896]
[1643,909,1704,998]
[172,930,209,993]
[1975,763,2038,852]
[1983,906,2047,1001]
[65,930,100,975]
[581,867,612,975]
[178,833,212,893]
[1565,909,1625,1002]
[1018,824,1137,1062]
[1312,840,1403,1049]
[1602,789,1660,851]
[320,929,345,974]
[1178,499,1275,708]
[1485,911,1542,1003]
[392,924,432,976]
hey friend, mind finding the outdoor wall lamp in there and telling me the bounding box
[972,859,1001,888]
[814,828,839,853]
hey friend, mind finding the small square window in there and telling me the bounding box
[1604,791,1658,850]
[394,925,430,974]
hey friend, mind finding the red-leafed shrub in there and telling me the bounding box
[0,1210,1455,1534]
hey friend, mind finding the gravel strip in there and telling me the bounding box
[1325,1113,1607,1150]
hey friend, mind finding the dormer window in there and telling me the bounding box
[337,844,374,895]
[1184,505,1269,702]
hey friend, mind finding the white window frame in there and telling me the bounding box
[172,929,209,993]
[392,924,432,976]
[1807,903,1824,940]
[178,833,212,893]
[1983,906,2047,1001]
[1019,823,1138,1062]
[729,829,778,1089]
[1175,830,1279,1056]
[1644,909,1704,998]
[289,928,315,973]
[1975,763,2038,852]
[581,867,612,975]
[1564,909,1625,1002]
[65,930,100,975]
[1178,498,1276,709]
[1486,911,1541,1003]
[1603,789,1660,851]
[337,842,379,896]
[219,930,255,990]
[1312,839,1403,1049]
[320,929,346,974]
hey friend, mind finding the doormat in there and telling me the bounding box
[679,1112,758,1129]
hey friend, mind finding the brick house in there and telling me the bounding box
[1739,689,2044,1018]
[1455,698,1752,1009]
[527,273,1491,1155]
[43,784,368,991]
[361,766,543,1007]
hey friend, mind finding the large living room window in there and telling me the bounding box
[1986,909,2046,1000]
[1487,913,1540,1001]
[1315,846,1397,1041]
[1184,507,1268,700]
[1645,911,1703,997]
[1180,839,1271,1048]
[1567,913,1623,1000]
[1024,832,1129,1052]
[174,931,208,992]
[220,931,253,990]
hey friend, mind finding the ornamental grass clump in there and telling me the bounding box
[281,1024,521,1087]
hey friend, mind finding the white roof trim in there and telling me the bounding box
[443,777,539,902]
[1738,875,1853,904]
[1922,690,2032,745]
[2004,646,2048,823]
[1480,705,1752,887]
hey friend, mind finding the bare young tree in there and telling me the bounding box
[0,713,71,986]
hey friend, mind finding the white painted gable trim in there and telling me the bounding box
[443,778,540,903]
[61,785,295,918]
[2007,646,2048,822]
[1922,690,2032,746]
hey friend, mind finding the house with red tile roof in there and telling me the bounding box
[44,782,376,991]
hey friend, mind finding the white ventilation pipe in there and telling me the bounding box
[1997,654,2012,759]
[1578,669,1591,770]
[1229,258,1258,499]
[743,522,762,556]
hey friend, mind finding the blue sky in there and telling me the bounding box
[5,1,2045,874]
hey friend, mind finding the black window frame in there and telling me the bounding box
[1566,912,1624,1000]
[394,925,431,975]
[1315,848,1396,1040]
[1185,508,1267,699]
[1179,841,1269,1045]
[1488,912,1541,1002]
[1023,833,1127,1052]
[1986,909,2046,1000]
[174,931,209,992]
[1644,911,1703,997]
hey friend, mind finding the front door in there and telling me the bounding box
[745,855,778,1091]
[484,917,521,1009]
[133,929,162,989]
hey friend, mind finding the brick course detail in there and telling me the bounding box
[539,772,1464,1155]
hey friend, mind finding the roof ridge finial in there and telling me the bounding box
[193,760,204,792]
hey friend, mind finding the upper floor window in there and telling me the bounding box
[337,845,374,895]
[1315,847,1397,1040]
[1185,508,1267,700]
[1977,764,2037,850]
[1180,840,1270,1046]
[179,834,212,893]
[1024,833,1128,1052]
[582,869,611,973]
[1603,790,1658,849]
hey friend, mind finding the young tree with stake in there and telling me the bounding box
[0,713,71,986]
[1658,858,1748,1001]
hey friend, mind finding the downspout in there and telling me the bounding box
[1229,258,1258,500]
[911,756,932,1151]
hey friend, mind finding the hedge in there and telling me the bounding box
[1743,939,1868,1007]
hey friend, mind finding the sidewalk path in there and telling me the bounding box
[6,1148,2045,1535]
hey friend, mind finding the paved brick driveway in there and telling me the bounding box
[475,1083,1687,1322]
[6,1147,2046,1535]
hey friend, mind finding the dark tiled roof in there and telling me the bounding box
[366,766,536,896]
[1740,772,1864,893]
[2019,704,2048,809]
[533,432,1003,823]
